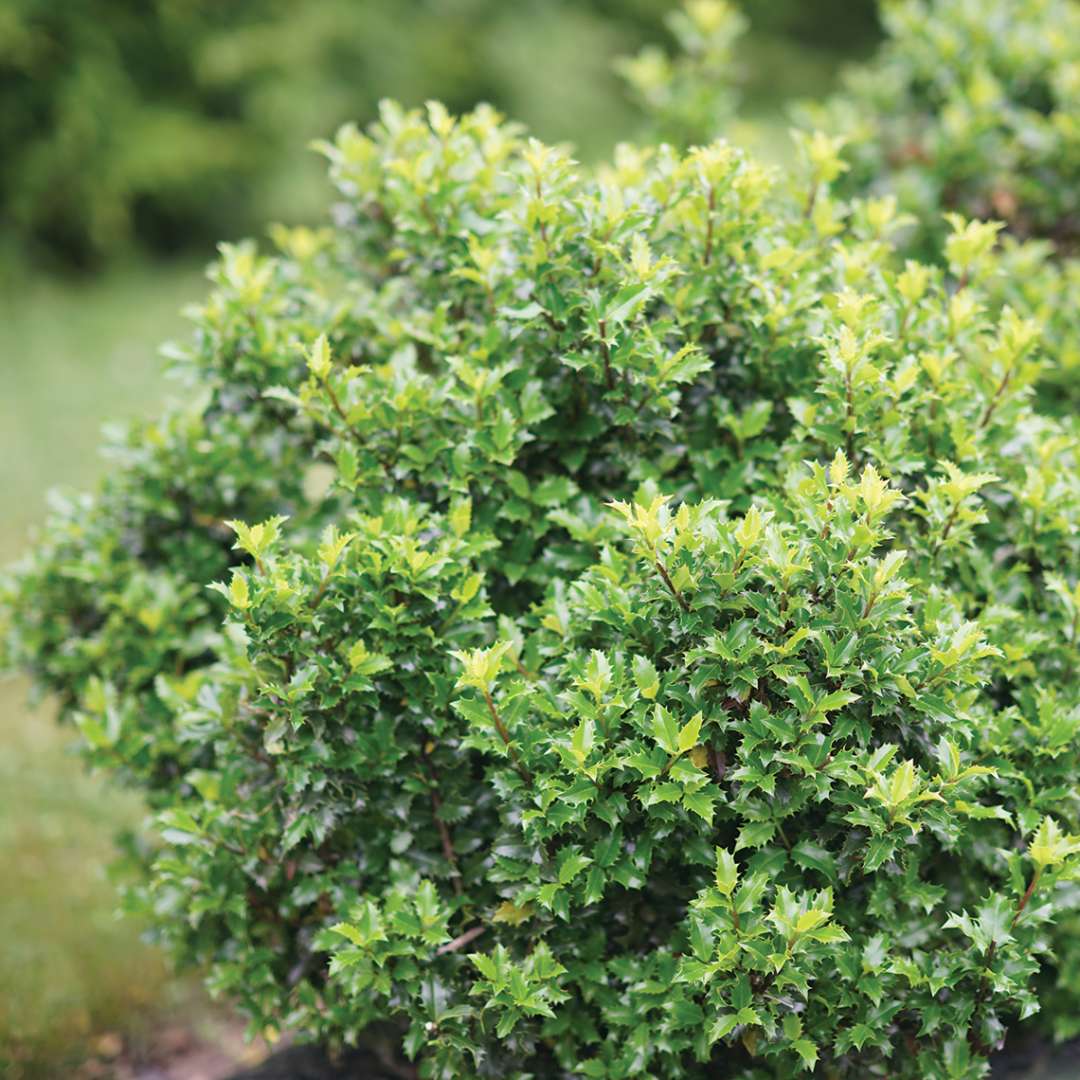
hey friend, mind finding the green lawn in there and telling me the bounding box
[0,260,207,1077]
[0,260,208,561]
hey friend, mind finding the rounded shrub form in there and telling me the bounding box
[3,99,1080,1078]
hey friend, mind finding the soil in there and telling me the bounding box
[991,1035,1080,1078]
[72,1020,1080,1080]
[71,1019,410,1080]
[218,1040,1080,1080]
[220,1039,1080,1080]
[224,1045,400,1080]
[73,1016,265,1080]
[217,1038,1080,1079]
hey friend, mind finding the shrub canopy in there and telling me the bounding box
[4,6,1080,1079]
[635,0,1080,412]
[804,0,1080,410]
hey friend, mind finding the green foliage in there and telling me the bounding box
[617,0,748,147]
[3,42,1080,1080]
[0,0,878,269]
[640,0,1080,412]
[808,0,1080,248]
[801,0,1080,410]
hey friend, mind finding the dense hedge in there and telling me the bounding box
[3,2,1080,1078]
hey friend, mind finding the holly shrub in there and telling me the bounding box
[640,0,1080,410]
[4,24,1080,1080]
[801,0,1080,411]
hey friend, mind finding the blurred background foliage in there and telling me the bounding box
[0,2,876,1076]
[0,0,878,270]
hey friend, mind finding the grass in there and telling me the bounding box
[0,260,206,562]
[0,259,209,1078]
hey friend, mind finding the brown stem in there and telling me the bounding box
[419,196,442,237]
[435,924,487,956]
[534,176,549,247]
[418,750,463,895]
[844,367,856,464]
[775,820,792,851]
[1010,867,1042,930]
[310,571,333,611]
[320,375,356,436]
[930,501,962,558]
[860,590,878,620]
[978,368,1013,431]
[598,319,614,391]
[707,746,727,784]
[897,305,911,345]
[971,868,1043,1048]
[513,658,536,682]
[482,689,532,785]
[654,558,690,613]
[540,309,565,333]
[703,185,716,267]
[318,374,395,477]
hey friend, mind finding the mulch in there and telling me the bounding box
[222,1038,1080,1080]
[74,1021,1080,1079]
[225,1046,399,1080]
[991,1035,1080,1078]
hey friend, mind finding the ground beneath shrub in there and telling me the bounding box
[215,1042,1079,1080]
[70,1022,1080,1080]
[72,1014,265,1080]
[72,1021,407,1080]
[991,1035,1080,1078]
[224,1045,405,1080]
